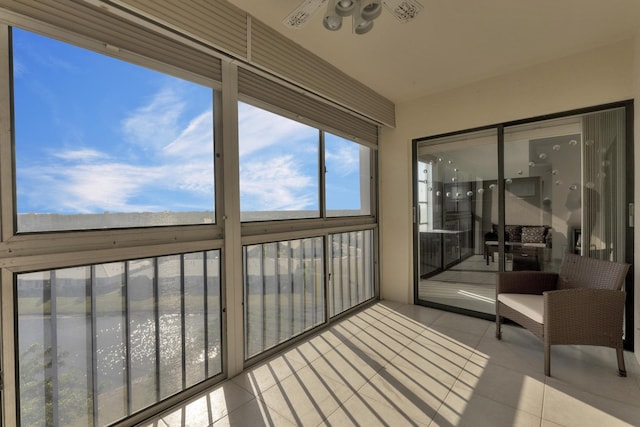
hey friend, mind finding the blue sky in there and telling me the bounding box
[12,28,363,216]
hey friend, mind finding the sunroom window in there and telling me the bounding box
[325,133,372,217]
[13,28,215,232]
[238,103,373,222]
[238,102,320,221]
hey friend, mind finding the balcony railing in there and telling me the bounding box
[16,250,222,426]
[244,230,375,360]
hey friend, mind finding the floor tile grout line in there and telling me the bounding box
[146,302,640,426]
[313,359,393,427]
[256,327,393,427]
[321,326,448,426]
[540,378,548,427]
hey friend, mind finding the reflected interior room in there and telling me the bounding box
[417,110,626,317]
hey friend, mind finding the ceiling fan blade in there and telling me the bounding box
[383,0,423,23]
[283,0,328,28]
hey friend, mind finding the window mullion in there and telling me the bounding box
[320,130,327,219]
[90,266,98,427]
[124,262,132,417]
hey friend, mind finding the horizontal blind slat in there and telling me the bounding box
[238,68,378,147]
[251,20,394,128]
[117,0,248,60]
[1,0,222,82]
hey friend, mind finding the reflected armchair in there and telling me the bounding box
[496,253,630,376]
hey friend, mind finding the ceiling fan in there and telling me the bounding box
[283,0,423,35]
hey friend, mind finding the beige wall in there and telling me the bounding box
[379,38,637,328]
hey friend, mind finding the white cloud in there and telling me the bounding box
[65,163,166,212]
[122,85,185,150]
[20,155,215,214]
[20,162,166,213]
[240,155,315,211]
[171,162,214,195]
[53,149,108,162]
[162,110,214,159]
[326,142,359,176]
[12,58,26,79]
[238,103,315,157]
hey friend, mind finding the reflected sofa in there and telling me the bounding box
[484,225,551,270]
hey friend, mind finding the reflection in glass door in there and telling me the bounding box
[504,108,629,274]
[415,129,499,315]
[415,104,632,321]
[502,116,584,274]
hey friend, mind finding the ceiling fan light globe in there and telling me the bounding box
[361,1,382,20]
[323,15,343,30]
[354,18,373,34]
[335,0,356,16]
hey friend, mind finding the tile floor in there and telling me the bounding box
[142,301,640,427]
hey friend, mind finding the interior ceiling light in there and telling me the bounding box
[283,0,423,34]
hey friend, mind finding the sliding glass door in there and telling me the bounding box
[415,129,498,315]
[414,103,633,324]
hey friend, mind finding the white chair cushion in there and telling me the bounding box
[497,293,544,324]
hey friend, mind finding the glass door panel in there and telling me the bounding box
[503,116,582,272]
[504,107,628,273]
[415,129,499,315]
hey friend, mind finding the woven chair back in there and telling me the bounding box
[557,253,630,291]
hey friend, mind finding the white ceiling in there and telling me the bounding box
[227,0,640,104]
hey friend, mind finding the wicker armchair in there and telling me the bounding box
[496,253,630,377]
